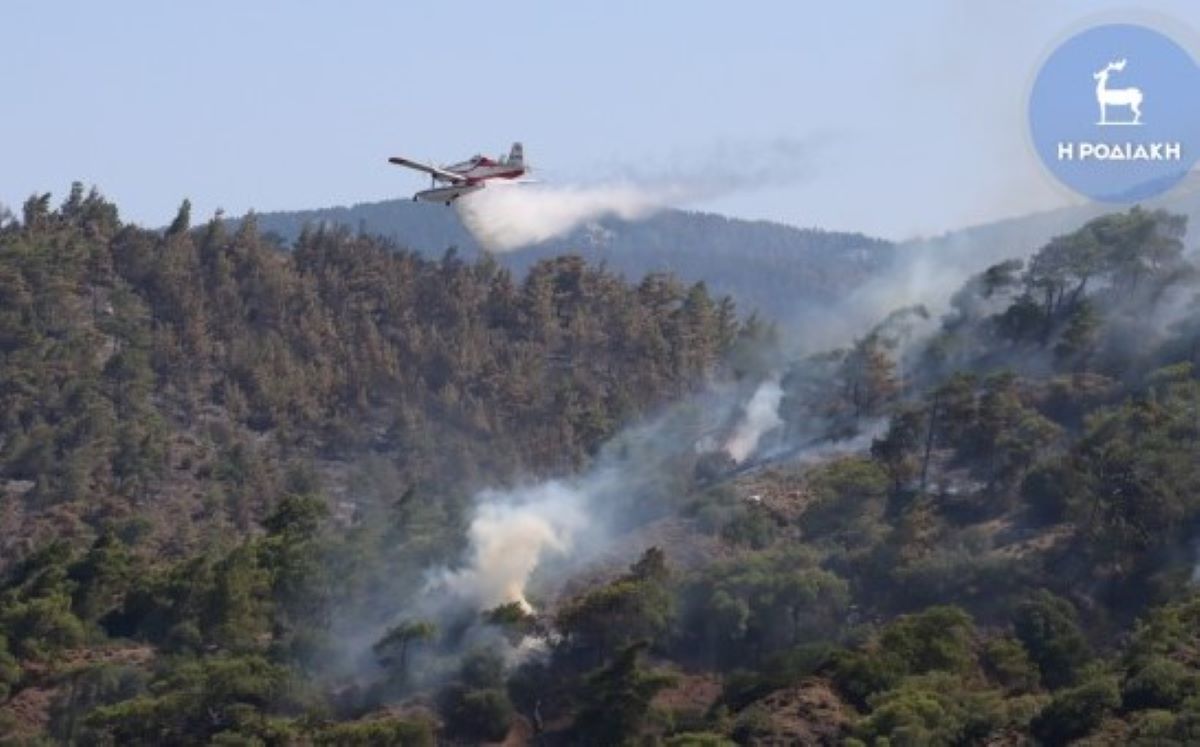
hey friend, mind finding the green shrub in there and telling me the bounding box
[800,457,889,540]
[1127,709,1177,745]
[1029,676,1119,746]
[312,718,435,747]
[1122,656,1197,711]
[730,705,774,743]
[1014,591,1090,689]
[982,636,1039,693]
[443,687,514,742]
[879,605,975,675]
[856,673,1009,746]
[830,649,906,707]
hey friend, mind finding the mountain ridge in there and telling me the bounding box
[236,174,1200,323]
[239,200,894,320]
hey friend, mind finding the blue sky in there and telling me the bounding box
[3,1,1199,240]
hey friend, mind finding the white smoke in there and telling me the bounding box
[426,481,588,612]
[789,226,1050,354]
[417,363,873,624]
[418,375,787,618]
[453,136,825,252]
[722,377,784,462]
[455,182,690,252]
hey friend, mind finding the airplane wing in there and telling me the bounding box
[387,156,468,183]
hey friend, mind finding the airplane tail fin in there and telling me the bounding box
[507,142,524,166]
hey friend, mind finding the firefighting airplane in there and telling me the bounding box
[387,142,528,204]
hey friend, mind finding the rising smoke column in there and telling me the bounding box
[722,377,784,462]
[426,481,587,612]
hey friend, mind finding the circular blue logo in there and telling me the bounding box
[1029,24,1200,202]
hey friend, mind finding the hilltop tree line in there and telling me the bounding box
[244,199,895,324]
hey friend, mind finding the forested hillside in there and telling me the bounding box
[2,184,753,554]
[4,187,1200,745]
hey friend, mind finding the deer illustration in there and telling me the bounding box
[1094,59,1143,125]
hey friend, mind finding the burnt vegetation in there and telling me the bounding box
[2,187,1200,744]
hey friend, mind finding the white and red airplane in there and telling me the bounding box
[388,142,527,204]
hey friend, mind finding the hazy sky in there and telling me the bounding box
[3,1,1199,240]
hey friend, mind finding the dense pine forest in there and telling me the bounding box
[4,185,1200,745]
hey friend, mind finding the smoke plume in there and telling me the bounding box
[722,377,784,462]
[418,376,786,619]
[425,481,587,612]
[455,182,689,252]
[789,227,1047,354]
[454,137,824,252]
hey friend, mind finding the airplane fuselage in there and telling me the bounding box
[392,143,527,205]
[441,156,526,183]
[414,158,526,204]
